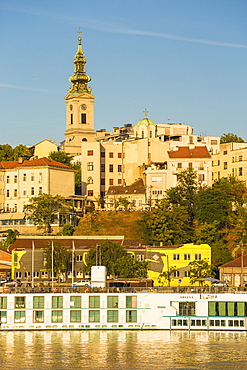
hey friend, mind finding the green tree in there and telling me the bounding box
[188,259,216,285]
[12,144,32,161]
[48,151,73,166]
[140,200,193,245]
[62,223,74,236]
[24,194,72,234]
[44,241,72,281]
[0,229,19,249]
[118,197,131,211]
[166,168,198,225]
[220,133,244,143]
[84,240,148,278]
[71,162,82,195]
[158,266,178,287]
[195,187,232,227]
[0,144,13,161]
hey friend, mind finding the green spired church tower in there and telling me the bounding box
[64,30,96,155]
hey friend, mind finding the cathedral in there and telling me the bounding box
[63,31,220,209]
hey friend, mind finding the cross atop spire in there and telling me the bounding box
[143,109,149,118]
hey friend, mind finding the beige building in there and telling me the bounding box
[0,157,75,213]
[62,31,220,208]
[27,140,58,159]
[212,142,247,185]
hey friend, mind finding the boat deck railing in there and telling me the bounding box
[0,285,246,294]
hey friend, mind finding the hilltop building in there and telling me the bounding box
[61,31,220,208]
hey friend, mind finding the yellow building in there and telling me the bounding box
[27,140,58,159]
[146,243,211,286]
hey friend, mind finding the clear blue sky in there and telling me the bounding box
[0,0,246,147]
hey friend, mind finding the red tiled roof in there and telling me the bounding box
[107,179,146,195]
[168,146,211,159]
[219,254,247,268]
[0,158,73,170]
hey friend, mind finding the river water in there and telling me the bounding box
[0,330,247,369]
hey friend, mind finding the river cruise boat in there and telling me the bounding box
[0,287,247,331]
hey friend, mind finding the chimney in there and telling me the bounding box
[18,157,23,164]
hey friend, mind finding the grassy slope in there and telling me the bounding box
[74,211,144,239]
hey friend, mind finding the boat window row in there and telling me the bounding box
[0,309,138,324]
[171,318,245,328]
[208,302,247,317]
[0,295,137,310]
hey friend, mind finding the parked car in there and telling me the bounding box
[73,280,90,287]
[5,279,22,287]
[0,278,7,286]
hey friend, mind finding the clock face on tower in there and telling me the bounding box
[80,104,87,110]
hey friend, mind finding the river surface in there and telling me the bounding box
[0,330,247,369]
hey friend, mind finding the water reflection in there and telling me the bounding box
[0,331,247,369]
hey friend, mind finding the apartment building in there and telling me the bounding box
[212,142,247,184]
[0,157,75,213]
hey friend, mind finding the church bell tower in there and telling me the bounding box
[64,30,96,155]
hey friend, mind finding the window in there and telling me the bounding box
[89,310,100,322]
[23,189,26,196]
[76,255,83,262]
[136,254,144,262]
[142,131,144,138]
[33,311,44,323]
[41,271,48,279]
[149,131,152,138]
[87,190,94,196]
[15,271,22,278]
[6,175,10,183]
[39,187,42,194]
[107,310,118,323]
[118,153,122,158]
[31,173,34,181]
[223,150,227,155]
[87,177,93,184]
[109,179,114,185]
[23,174,26,181]
[101,164,105,172]
[107,296,118,308]
[14,311,25,323]
[177,163,182,169]
[15,297,25,309]
[126,296,137,308]
[52,311,63,323]
[109,164,113,172]
[6,189,9,197]
[118,165,122,172]
[81,113,86,124]
[39,173,42,182]
[188,163,193,169]
[14,175,17,183]
[52,296,63,309]
[89,296,100,308]
[70,296,81,308]
[198,174,205,182]
[33,272,39,278]
[195,254,202,260]
[87,162,94,171]
[70,113,73,124]
[0,297,7,309]
[179,302,195,316]
[70,310,81,322]
[109,152,114,158]
[239,155,243,162]
[174,270,180,278]
[33,296,44,309]
[101,178,105,185]
[118,179,122,185]
[126,310,137,322]
[184,254,190,261]
[239,167,243,176]
[24,272,30,279]
[13,189,17,197]
[211,140,218,145]
[173,254,180,261]
[224,162,228,170]
[100,152,105,158]
[87,150,93,156]
[138,199,142,207]
[31,187,35,196]
[184,270,190,277]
